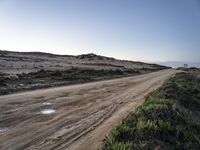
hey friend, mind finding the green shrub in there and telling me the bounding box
[102,72,200,150]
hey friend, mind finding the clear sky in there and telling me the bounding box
[0,0,199,62]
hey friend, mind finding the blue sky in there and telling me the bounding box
[0,0,199,62]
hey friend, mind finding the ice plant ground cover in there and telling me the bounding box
[102,72,200,150]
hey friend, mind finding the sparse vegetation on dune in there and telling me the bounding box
[102,72,200,150]
[0,50,170,74]
[0,50,171,95]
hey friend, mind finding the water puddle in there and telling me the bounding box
[0,127,8,134]
[42,102,51,105]
[40,109,55,114]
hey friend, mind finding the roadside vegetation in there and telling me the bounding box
[0,68,140,95]
[102,72,200,150]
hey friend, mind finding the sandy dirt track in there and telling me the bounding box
[0,69,177,150]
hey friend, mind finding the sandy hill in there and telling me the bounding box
[0,50,169,74]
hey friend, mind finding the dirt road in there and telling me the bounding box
[0,69,177,150]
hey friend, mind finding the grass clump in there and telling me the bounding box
[102,72,200,150]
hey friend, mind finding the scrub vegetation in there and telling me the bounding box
[0,68,139,95]
[102,72,200,150]
[0,50,170,95]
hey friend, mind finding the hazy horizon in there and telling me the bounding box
[0,0,200,63]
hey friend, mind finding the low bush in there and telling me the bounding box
[102,72,200,150]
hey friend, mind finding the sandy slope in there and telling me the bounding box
[0,69,177,150]
[0,50,167,74]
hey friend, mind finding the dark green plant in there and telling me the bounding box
[102,72,200,150]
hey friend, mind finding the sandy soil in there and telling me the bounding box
[0,69,177,150]
[0,50,168,75]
